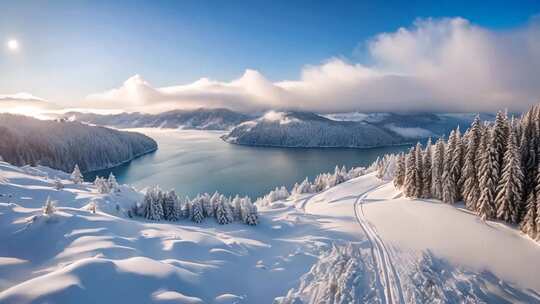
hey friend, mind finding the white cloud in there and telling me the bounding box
[0,92,46,102]
[0,92,60,118]
[85,17,540,113]
[384,124,433,138]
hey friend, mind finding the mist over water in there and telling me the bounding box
[86,129,411,198]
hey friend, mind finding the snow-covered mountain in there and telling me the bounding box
[223,111,494,148]
[0,161,538,303]
[0,114,157,173]
[63,108,252,130]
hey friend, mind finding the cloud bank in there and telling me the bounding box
[0,93,59,116]
[86,17,540,113]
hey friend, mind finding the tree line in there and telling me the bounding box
[131,187,259,225]
[392,105,540,241]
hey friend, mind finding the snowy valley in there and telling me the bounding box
[0,158,538,303]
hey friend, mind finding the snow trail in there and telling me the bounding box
[353,183,405,304]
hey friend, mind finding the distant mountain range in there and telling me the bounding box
[60,107,495,149]
[222,111,495,148]
[62,108,252,130]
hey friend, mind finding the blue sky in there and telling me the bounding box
[1,0,540,111]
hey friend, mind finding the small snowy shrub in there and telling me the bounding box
[71,164,83,184]
[53,177,64,190]
[42,196,56,216]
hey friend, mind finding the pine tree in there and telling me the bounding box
[143,187,164,221]
[477,127,498,220]
[241,197,258,225]
[393,153,406,189]
[452,127,464,199]
[415,143,424,198]
[215,198,234,224]
[492,110,510,178]
[190,197,205,223]
[462,116,481,210]
[43,196,56,215]
[108,173,119,192]
[163,190,181,221]
[94,176,110,194]
[442,131,458,204]
[54,177,64,191]
[431,138,445,200]
[495,128,523,224]
[232,195,243,220]
[521,191,537,239]
[334,165,346,184]
[71,164,83,184]
[422,139,432,198]
[403,147,417,197]
[182,197,191,219]
[518,107,539,222]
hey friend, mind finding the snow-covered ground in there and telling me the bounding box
[0,161,539,303]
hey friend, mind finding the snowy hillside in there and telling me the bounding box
[62,108,252,130]
[223,111,494,148]
[0,161,538,303]
[0,114,157,173]
[223,111,407,148]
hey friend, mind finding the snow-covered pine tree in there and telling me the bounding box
[108,173,119,192]
[414,143,424,198]
[215,197,234,224]
[190,197,205,223]
[71,164,83,184]
[431,138,445,200]
[94,177,110,194]
[492,110,510,178]
[393,153,406,189]
[375,157,384,179]
[477,127,498,220]
[452,127,464,199]
[43,196,56,215]
[163,190,181,221]
[232,195,242,220]
[521,189,537,239]
[54,177,64,190]
[403,147,418,197]
[422,139,432,198]
[340,166,348,180]
[334,165,346,185]
[518,106,539,220]
[241,197,258,225]
[442,130,458,204]
[182,196,191,219]
[208,192,221,217]
[143,187,164,221]
[462,115,481,210]
[521,161,540,240]
[495,127,523,224]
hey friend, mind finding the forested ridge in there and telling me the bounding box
[0,114,157,173]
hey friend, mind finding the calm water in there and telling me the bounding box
[86,129,412,198]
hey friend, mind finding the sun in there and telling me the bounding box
[7,39,19,51]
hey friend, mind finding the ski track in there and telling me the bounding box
[353,183,405,304]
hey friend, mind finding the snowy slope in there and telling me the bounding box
[0,162,539,303]
[223,111,407,148]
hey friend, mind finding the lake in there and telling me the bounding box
[86,129,412,199]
